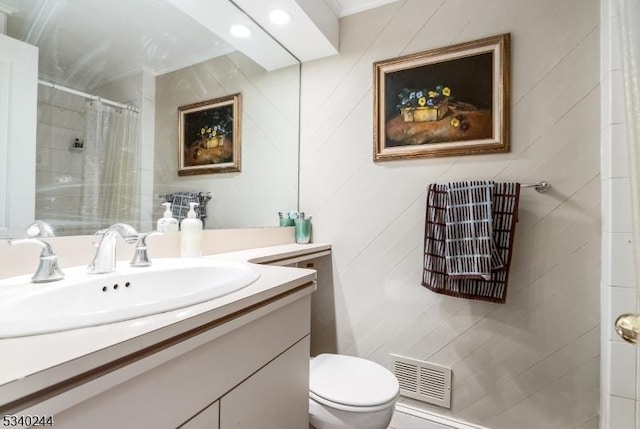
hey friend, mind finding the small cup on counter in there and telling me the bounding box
[294,217,311,244]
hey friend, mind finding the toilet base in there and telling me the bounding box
[309,397,395,429]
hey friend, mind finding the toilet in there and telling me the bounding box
[309,353,400,429]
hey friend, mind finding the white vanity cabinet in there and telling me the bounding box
[180,335,310,429]
[0,245,331,429]
[26,289,313,429]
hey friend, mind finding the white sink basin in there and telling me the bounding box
[0,258,260,338]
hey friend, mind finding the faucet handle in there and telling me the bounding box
[130,231,163,267]
[26,220,56,238]
[9,238,65,283]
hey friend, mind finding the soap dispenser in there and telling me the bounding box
[157,202,179,232]
[180,202,202,257]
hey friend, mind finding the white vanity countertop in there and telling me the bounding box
[0,242,330,406]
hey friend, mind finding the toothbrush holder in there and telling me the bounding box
[294,218,311,244]
[278,212,295,227]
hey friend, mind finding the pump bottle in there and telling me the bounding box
[157,203,179,232]
[180,202,203,257]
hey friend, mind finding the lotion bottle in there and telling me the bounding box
[157,203,179,232]
[180,202,202,257]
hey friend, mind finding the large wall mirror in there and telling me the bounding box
[0,0,300,237]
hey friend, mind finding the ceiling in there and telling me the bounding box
[325,0,401,17]
[3,0,236,89]
[0,0,401,91]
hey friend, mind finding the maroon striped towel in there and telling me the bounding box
[422,182,520,303]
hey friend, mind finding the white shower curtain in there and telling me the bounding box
[617,0,640,299]
[81,100,140,229]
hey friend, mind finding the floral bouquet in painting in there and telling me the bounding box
[397,85,451,122]
[199,124,226,149]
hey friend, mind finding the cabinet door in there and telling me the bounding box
[180,401,219,429]
[220,336,310,429]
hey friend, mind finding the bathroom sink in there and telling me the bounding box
[0,258,260,338]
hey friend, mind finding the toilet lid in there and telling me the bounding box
[309,354,399,407]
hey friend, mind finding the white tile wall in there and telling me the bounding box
[610,341,637,399]
[601,0,639,427]
[301,0,601,428]
[609,395,636,429]
[609,124,630,178]
[608,233,636,287]
[35,74,155,234]
[35,87,87,231]
[603,179,633,233]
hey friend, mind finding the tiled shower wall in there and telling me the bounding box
[35,73,154,234]
[301,0,601,428]
[35,86,86,234]
[600,0,639,427]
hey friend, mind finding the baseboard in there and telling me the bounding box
[390,403,491,429]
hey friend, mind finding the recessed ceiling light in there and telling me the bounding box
[230,24,251,38]
[269,9,291,25]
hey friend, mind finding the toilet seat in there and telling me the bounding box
[309,354,399,413]
[309,391,397,413]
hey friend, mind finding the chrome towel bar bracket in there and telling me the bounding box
[521,181,551,193]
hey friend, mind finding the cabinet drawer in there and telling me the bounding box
[220,336,310,429]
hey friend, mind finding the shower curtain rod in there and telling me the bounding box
[38,80,139,113]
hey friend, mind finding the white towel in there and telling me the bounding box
[444,181,501,280]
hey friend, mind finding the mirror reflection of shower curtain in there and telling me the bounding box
[81,100,140,228]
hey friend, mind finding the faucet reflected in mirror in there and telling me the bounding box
[25,220,56,238]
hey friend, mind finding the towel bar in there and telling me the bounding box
[157,192,213,199]
[430,182,551,193]
[521,181,551,193]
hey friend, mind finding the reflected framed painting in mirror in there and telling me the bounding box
[178,93,242,175]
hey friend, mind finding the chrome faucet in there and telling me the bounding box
[88,223,139,274]
[130,231,163,267]
[8,238,65,282]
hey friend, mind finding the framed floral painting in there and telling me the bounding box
[373,34,510,161]
[178,93,241,175]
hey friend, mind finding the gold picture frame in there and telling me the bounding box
[178,93,241,175]
[373,34,510,161]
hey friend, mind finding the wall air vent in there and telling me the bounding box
[391,354,452,409]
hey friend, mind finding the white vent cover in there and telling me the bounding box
[391,354,452,409]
